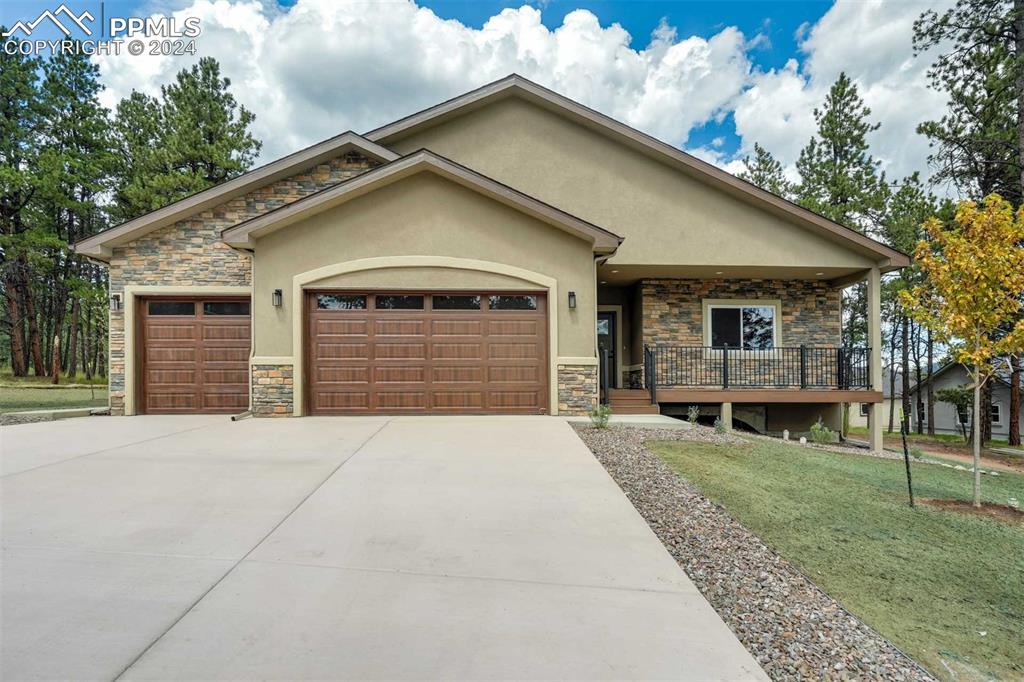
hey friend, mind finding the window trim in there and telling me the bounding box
[701,298,782,351]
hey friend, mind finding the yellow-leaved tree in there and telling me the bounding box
[901,195,1024,507]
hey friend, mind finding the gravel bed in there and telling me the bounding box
[574,424,936,682]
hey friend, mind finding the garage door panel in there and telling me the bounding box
[146,324,196,340]
[374,366,427,384]
[489,343,541,360]
[141,298,250,415]
[146,347,197,363]
[431,319,483,336]
[375,319,425,336]
[316,319,368,336]
[487,366,540,383]
[433,343,483,360]
[376,392,428,410]
[147,369,197,385]
[317,392,370,410]
[308,291,547,415]
[317,342,369,359]
[375,343,426,360]
[201,324,250,341]
[317,366,369,384]
[433,391,485,409]
[202,345,247,361]
[432,366,484,384]
[487,319,541,336]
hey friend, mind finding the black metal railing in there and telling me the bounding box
[643,345,871,391]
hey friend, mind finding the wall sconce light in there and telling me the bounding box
[568,291,577,309]
[272,289,283,307]
[109,294,121,311]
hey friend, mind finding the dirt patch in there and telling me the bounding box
[920,498,1024,525]
[880,435,1024,473]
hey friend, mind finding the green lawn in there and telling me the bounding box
[0,386,108,413]
[649,437,1024,681]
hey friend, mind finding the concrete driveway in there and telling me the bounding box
[1,415,766,681]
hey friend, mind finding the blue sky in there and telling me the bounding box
[2,0,948,184]
[412,0,832,156]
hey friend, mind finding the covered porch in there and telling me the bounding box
[596,264,885,445]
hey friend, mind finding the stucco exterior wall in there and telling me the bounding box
[106,152,378,415]
[385,97,879,271]
[251,172,599,415]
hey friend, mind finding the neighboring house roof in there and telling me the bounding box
[367,75,910,273]
[220,150,623,253]
[74,132,398,261]
[907,360,1022,394]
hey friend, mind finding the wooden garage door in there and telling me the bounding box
[307,291,548,414]
[139,298,251,414]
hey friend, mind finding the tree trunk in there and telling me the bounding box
[927,329,935,435]
[81,305,92,381]
[981,379,993,445]
[51,335,61,385]
[23,276,45,376]
[1011,354,1021,446]
[888,365,897,433]
[901,316,911,432]
[1016,0,1024,202]
[973,368,982,508]
[5,277,28,376]
[67,297,80,377]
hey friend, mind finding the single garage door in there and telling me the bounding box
[139,297,251,414]
[307,291,548,414]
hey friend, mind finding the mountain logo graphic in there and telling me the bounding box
[3,4,95,38]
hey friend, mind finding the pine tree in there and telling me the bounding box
[0,37,44,376]
[112,57,261,221]
[795,73,889,353]
[738,143,792,198]
[35,50,115,374]
[915,0,1024,445]
[796,73,887,232]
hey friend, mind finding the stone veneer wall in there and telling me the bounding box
[641,279,841,348]
[251,364,294,417]
[557,364,598,415]
[107,152,378,415]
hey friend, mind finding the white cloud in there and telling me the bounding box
[731,0,953,182]
[94,0,952,185]
[95,0,751,163]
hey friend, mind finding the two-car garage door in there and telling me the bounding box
[306,291,548,414]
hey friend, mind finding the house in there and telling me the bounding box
[74,75,907,450]
[909,362,1023,441]
[850,365,903,429]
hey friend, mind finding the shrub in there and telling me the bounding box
[589,404,612,429]
[687,405,700,425]
[810,417,834,444]
[714,417,726,434]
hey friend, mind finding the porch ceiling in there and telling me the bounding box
[596,264,864,286]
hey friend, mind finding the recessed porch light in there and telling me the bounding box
[715,271,723,275]
[610,270,618,273]
[816,272,825,276]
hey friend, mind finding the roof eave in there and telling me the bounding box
[367,75,911,269]
[221,150,622,254]
[73,132,399,261]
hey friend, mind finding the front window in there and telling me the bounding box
[992,403,1002,424]
[708,304,776,350]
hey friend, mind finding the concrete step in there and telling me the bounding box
[609,404,661,415]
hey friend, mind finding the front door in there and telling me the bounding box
[597,311,617,394]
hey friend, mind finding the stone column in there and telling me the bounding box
[866,266,884,453]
